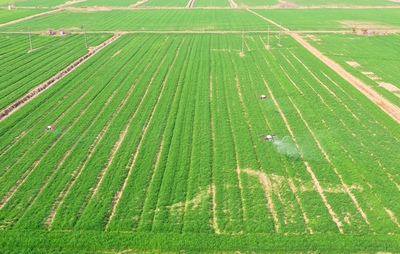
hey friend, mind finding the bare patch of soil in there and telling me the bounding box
[379,82,400,92]
[346,61,360,68]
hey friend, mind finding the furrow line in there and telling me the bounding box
[259,71,343,233]
[252,51,312,234]
[285,51,398,218]
[0,90,97,210]
[105,36,180,229]
[290,95,370,226]
[46,36,156,228]
[209,74,220,234]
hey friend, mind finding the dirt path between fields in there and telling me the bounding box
[0,34,121,121]
[290,32,400,124]
[0,9,61,27]
[54,0,86,8]
[129,0,148,8]
[186,0,195,8]
[229,0,238,8]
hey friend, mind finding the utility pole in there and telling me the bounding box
[28,27,32,51]
[83,25,88,48]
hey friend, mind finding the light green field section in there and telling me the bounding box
[193,0,230,7]
[0,9,276,32]
[291,0,400,6]
[1,33,400,253]
[234,0,278,7]
[0,9,48,24]
[253,8,400,30]
[304,33,400,108]
[71,0,136,7]
[13,0,68,7]
[141,0,189,7]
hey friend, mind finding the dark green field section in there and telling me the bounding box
[1,230,400,253]
[1,33,400,252]
[0,33,112,111]
[0,9,277,32]
[0,9,49,24]
[254,8,400,30]
[304,33,400,108]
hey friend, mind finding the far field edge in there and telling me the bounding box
[1,230,400,252]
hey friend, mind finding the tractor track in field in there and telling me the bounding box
[0,34,121,122]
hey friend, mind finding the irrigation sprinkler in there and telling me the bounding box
[28,27,33,51]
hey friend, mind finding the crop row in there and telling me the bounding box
[1,34,400,236]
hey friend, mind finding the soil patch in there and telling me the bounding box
[346,61,360,68]
[379,82,400,92]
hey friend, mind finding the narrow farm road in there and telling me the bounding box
[290,32,400,124]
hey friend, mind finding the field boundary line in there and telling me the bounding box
[0,9,61,27]
[105,36,184,230]
[246,9,288,31]
[0,34,121,121]
[290,32,400,124]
